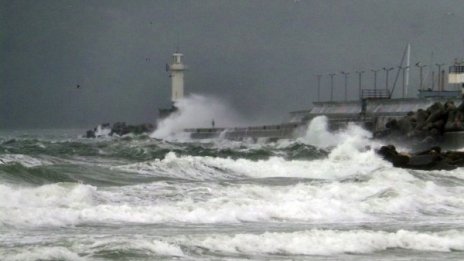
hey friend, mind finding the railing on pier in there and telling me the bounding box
[361,89,391,99]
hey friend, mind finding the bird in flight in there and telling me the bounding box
[76,84,80,89]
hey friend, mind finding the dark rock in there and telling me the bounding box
[445,100,456,111]
[84,122,155,138]
[377,145,461,170]
[85,130,96,138]
[377,101,464,146]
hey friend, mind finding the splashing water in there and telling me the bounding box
[2,122,464,260]
[151,94,249,140]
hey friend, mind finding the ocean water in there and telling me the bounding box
[1,119,464,260]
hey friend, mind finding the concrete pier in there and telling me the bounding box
[185,122,305,140]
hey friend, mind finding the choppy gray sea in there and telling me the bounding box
[1,124,464,260]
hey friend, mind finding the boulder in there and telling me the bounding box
[85,130,96,138]
[84,122,155,138]
[377,145,462,170]
[377,101,464,145]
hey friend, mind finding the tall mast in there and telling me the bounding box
[405,43,410,97]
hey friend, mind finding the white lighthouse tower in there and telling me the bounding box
[166,51,187,103]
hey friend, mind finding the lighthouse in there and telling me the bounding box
[166,51,187,103]
[158,51,187,119]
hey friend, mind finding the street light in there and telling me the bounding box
[371,69,380,90]
[436,63,445,91]
[356,70,365,99]
[416,62,427,91]
[340,71,350,101]
[316,74,322,102]
[383,67,394,91]
[399,66,409,98]
[329,73,336,101]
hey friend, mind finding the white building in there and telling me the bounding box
[166,52,187,103]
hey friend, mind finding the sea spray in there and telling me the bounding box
[151,94,249,140]
[299,116,374,149]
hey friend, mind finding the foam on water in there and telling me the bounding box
[2,165,464,228]
[0,183,97,227]
[0,154,52,168]
[116,149,385,181]
[121,117,384,180]
[3,246,84,261]
[94,125,111,138]
[151,94,249,140]
[183,229,464,255]
[3,229,464,259]
[298,116,376,149]
[87,238,184,257]
[2,117,463,228]
[2,119,464,259]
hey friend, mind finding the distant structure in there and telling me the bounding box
[159,51,187,119]
[449,61,464,98]
[167,52,187,102]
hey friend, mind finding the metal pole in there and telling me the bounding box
[436,63,444,91]
[441,70,445,92]
[316,74,322,102]
[371,69,379,90]
[431,71,435,91]
[356,71,365,100]
[341,71,349,101]
[329,73,336,102]
[383,67,394,93]
[401,66,409,98]
[416,63,427,91]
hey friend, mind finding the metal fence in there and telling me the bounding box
[361,89,390,99]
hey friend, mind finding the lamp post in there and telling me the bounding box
[371,69,379,90]
[416,62,427,91]
[316,74,322,102]
[340,71,350,101]
[399,66,409,98]
[356,71,365,99]
[329,73,336,101]
[383,67,394,92]
[436,63,445,91]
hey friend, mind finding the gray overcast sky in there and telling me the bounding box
[2,0,464,129]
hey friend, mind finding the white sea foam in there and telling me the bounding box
[1,118,463,228]
[299,116,375,149]
[151,94,249,140]
[2,246,84,261]
[94,125,111,138]
[87,238,184,257]
[3,165,464,228]
[186,229,464,255]
[3,229,463,259]
[116,141,386,181]
[0,154,52,168]
[0,183,96,227]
